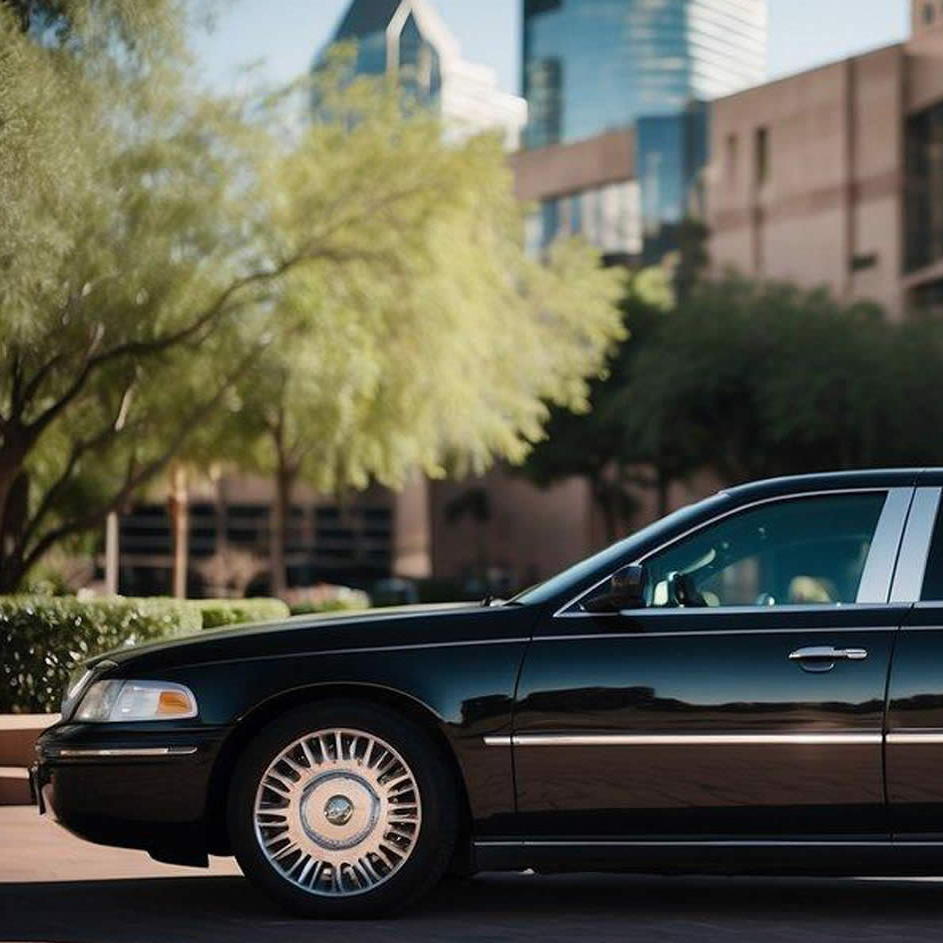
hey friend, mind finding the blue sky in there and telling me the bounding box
[193,0,910,94]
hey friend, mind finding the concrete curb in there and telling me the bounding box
[0,714,58,805]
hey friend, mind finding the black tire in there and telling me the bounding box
[227,700,459,918]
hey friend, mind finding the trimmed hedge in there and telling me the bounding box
[193,598,290,629]
[288,598,368,616]
[0,595,291,713]
[0,596,202,714]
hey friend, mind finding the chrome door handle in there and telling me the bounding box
[788,646,868,672]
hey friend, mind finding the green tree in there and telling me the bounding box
[0,8,624,592]
[526,272,943,539]
[231,131,624,593]
[628,276,943,485]
[523,267,683,539]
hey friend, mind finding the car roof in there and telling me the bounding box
[721,468,932,503]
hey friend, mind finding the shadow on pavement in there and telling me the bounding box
[5,872,943,942]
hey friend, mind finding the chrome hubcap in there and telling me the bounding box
[253,728,422,897]
[323,795,354,827]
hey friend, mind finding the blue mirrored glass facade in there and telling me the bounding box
[523,0,766,149]
[329,0,442,106]
[637,101,708,261]
[526,180,643,260]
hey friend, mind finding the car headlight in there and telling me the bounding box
[75,680,198,722]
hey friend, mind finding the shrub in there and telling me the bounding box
[193,598,290,630]
[289,598,364,616]
[285,585,370,617]
[0,596,202,714]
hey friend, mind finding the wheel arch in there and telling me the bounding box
[203,682,473,868]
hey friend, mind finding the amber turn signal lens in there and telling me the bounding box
[157,690,195,715]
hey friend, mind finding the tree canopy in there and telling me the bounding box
[0,4,624,591]
[524,273,943,540]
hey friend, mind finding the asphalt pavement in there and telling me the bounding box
[4,806,943,942]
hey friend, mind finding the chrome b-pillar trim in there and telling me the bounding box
[890,487,942,603]
[857,487,914,603]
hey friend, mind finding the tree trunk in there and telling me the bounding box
[656,468,670,519]
[168,464,189,598]
[0,440,27,591]
[104,512,120,595]
[211,470,229,596]
[0,470,29,593]
[591,475,618,545]
[270,463,294,599]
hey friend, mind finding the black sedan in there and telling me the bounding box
[33,469,943,917]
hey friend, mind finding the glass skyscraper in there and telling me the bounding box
[322,1,527,149]
[523,0,767,149]
[330,0,444,105]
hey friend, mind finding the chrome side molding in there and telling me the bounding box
[483,732,881,747]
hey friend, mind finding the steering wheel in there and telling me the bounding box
[666,571,709,608]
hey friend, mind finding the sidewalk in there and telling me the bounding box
[6,806,943,943]
[0,806,240,883]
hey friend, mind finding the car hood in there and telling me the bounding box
[91,600,529,673]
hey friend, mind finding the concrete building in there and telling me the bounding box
[708,4,943,318]
[522,0,767,150]
[324,0,527,150]
[520,2,765,262]
[512,128,642,262]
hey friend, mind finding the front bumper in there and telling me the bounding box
[34,720,230,865]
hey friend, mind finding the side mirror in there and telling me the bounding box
[583,563,647,613]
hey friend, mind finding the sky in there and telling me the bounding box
[193,0,911,96]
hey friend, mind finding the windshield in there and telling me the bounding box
[511,492,730,606]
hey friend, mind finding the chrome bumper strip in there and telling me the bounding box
[51,746,198,758]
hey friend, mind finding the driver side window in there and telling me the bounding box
[644,492,887,609]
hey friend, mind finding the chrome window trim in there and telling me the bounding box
[890,487,942,602]
[553,487,914,618]
[483,732,880,747]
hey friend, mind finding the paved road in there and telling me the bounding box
[5,807,943,943]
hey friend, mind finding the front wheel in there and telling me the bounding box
[228,701,459,918]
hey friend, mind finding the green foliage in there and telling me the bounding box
[193,597,290,629]
[0,595,201,713]
[626,277,943,483]
[523,267,677,537]
[287,598,370,617]
[0,592,295,711]
[0,12,623,594]
[525,272,943,534]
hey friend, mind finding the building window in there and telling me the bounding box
[925,3,935,25]
[850,252,878,273]
[905,101,943,273]
[912,277,943,313]
[540,198,560,247]
[568,193,583,235]
[726,133,738,182]
[755,126,770,185]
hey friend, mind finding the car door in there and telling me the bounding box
[512,487,912,841]
[885,485,943,837]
